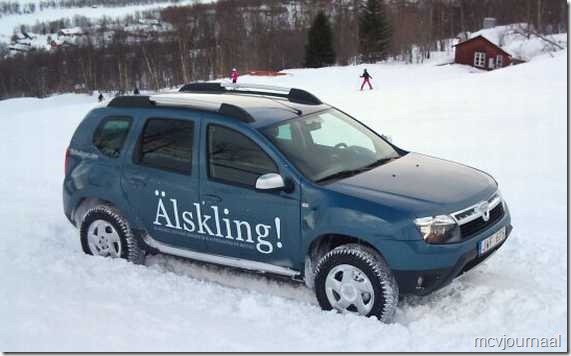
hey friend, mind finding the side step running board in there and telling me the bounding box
[141,233,300,277]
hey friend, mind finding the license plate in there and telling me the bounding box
[478,227,506,256]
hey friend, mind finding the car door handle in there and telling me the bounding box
[127,176,146,188]
[202,194,222,204]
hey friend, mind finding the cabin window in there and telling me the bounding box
[496,55,503,67]
[474,52,486,68]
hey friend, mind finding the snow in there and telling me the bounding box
[468,24,567,61]
[0,50,567,351]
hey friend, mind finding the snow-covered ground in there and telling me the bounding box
[0,52,567,351]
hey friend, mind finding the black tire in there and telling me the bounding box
[314,243,399,322]
[79,205,146,264]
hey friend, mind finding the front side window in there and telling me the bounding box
[208,125,278,187]
[474,51,486,68]
[136,118,194,174]
[263,109,401,183]
[93,116,132,158]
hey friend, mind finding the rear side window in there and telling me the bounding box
[93,116,132,158]
[136,118,194,174]
[208,124,277,187]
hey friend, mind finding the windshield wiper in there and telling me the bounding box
[362,156,398,170]
[315,156,399,184]
[315,169,366,183]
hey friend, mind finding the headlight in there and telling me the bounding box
[414,215,461,244]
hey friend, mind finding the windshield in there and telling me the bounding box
[262,109,402,183]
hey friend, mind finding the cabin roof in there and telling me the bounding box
[454,35,512,57]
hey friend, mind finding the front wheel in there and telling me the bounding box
[80,205,146,264]
[314,244,399,322]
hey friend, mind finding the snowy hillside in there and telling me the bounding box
[0,0,210,41]
[0,51,567,351]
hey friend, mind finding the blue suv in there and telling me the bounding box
[63,83,512,322]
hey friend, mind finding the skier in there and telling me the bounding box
[230,68,239,84]
[98,92,104,102]
[360,69,373,91]
[133,87,140,95]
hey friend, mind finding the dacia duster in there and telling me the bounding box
[63,82,512,322]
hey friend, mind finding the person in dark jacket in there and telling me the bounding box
[98,92,104,102]
[360,69,373,90]
[133,87,140,95]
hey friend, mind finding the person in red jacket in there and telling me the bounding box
[230,68,239,84]
[360,69,373,90]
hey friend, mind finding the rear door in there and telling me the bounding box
[121,110,205,251]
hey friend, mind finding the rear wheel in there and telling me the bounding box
[80,206,145,264]
[314,244,398,322]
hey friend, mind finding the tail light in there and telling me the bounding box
[64,147,70,175]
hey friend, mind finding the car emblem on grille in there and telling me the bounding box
[477,201,490,222]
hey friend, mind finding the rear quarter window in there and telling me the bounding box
[93,116,132,158]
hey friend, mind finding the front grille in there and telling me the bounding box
[459,203,504,238]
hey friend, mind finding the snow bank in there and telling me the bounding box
[0,53,567,351]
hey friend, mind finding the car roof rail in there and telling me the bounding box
[149,93,221,110]
[108,95,155,108]
[223,82,290,92]
[218,103,255,123]
[105,94,255,123]
[149,93,255,123]
[179,82,226,93]
[179,82,322,105]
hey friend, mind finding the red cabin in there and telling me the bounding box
[454,35,512,70]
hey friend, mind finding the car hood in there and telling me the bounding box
[326,153,497,216]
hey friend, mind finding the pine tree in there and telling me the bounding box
[304,11,336,68]
[359,0,392,63]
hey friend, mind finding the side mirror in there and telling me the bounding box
[255,173,285,191]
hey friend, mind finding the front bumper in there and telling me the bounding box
[395,223,513,295]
